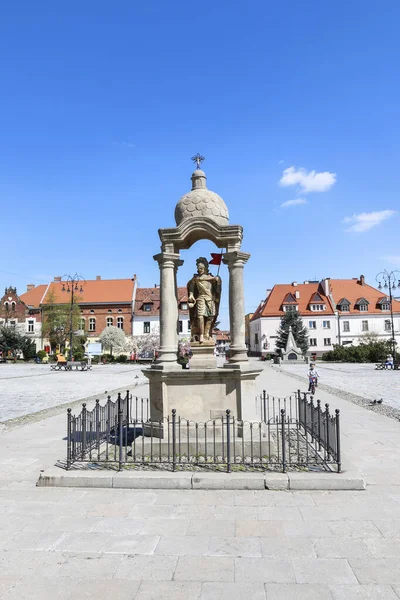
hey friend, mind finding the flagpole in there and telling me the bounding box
[216,249,224,277]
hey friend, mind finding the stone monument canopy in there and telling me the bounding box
[174,166,229,228]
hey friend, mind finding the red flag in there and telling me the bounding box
[209,252,222,265]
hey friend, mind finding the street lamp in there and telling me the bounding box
[376,269,400,360]
[61,274,85,361]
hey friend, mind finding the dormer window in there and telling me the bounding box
[143,303,152,312]
[310,304,326,311]
[283,305,298,313]
[180,302,188,311]
[337,298,351,312]
[282,293,298,312]
[355,298,369,312]
[377,297,390,311]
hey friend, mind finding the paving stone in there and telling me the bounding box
[327,521,383,538]
[313,537,373,559]
[292,558,358,584]
[373,520,400,538]
[173,505,217,520]
[65,579,140,600]
[139,517,190,536]
[260,537,316,558]
[174,556,234,581]
[330,584,399,599]
[5,531,65,552]
[348,559,400,585]
[209,536,262,557]
[135,581,202,599]
[265,583,334,599]
[92,517,144,534]
[52,532,112,553]
[257,507,302,520]
[234,557,295,583]
[282,520,333,537]
[127,505,174,519]
[155,535,210,556]
[103,534,160,554]
[113,555,178,581]
[2,575,79,600]
[214,506,258,520]
[187,519,235,537]
[56,554,123,578]
[364,538,400,558]
[201,582,266,599]
[235,520,283,537]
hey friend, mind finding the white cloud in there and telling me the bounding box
[382,255,400,266]
[343,210,396,233]
[280,198,307,208]
[279,166,337,193]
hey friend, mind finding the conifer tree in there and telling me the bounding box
[275,310,309,355]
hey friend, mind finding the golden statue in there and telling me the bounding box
[187,257,221,343]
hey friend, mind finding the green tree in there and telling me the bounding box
[0,326,36,360]
[41,289,82,353]
[275,311,309,355]
[99,326,127,356]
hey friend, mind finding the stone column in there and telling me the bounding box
[223,251,250,365]
[154,252,183,368]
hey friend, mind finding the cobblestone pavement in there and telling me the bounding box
[280,362,400,409]
[0,364,147,422]
[0,364,400,598]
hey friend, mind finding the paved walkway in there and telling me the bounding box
[1,364,400,599]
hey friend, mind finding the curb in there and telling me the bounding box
[37,467,365,491]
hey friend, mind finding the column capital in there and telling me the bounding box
[153,252,184,269]
[223,251,250,267]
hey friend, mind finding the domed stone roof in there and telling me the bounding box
[174,169,229,227]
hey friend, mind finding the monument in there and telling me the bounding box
[281,326,306,362]
[143,155,262,426]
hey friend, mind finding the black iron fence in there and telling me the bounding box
[66,389,341,473]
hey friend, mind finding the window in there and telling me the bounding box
[309,338,317,346]
[361,320,369,332]
[143,321,150,334]
[323,321,331,329]
[10,320,16,327]
[339,304,350,312]
[79,318,85,331]
[385,320,391,332]
[178,320,183,333]
[343,321,350,332]
[117,317,124,330]
[359,304,368,312]
[107,309,112,313]
[188,321,191,331]
[90,309,95,314]
[324,338,331,346]
[311,304,326,311]
[180,302,188,310]
[381,303,390,311]
[11,302,15,312]
[308,321,316,329]
[27,320,34,333]
[118,309,122,313]
[89,318,96,332]
[106,317,113,327]
[284,305,297,313]
[255,333,259,345]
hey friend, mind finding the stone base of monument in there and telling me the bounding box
[143,363,263,435]
[189,342,216,369]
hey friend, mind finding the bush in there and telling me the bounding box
[73,350,85,361]
[37,350,47,361]
[322,341,391,363]
[101,353,114,363]
[116,355,128,363]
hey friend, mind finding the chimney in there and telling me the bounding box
[96,275,101,280]
[266,288,272,299]
[360,274,365,286]
[295,290,300,299]
[292,281,298,287]
[26,284,35,292]
[304,281,309,285]
[54,276,62,282]
[322,278,330,296]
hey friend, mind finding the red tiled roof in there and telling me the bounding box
[252,283,335,319]
[41,279,135,305]
[329,279,400,315]
[134,287,189,317]
[19,285,48,308]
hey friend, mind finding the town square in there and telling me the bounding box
[1,2,400,599]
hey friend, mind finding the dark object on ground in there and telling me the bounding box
[109,426,144,445]
[370,398,383,405]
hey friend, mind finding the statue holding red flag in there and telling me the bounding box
[187,257,221,344]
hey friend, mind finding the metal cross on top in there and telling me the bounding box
[191,153,205,169]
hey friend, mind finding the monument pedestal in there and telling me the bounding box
[189,342,216,370]
[143,363,262,427]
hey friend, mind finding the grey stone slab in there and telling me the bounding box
[192,472,265,490]
[5,531,65,552]
[128,505,174,519]
[373,520,400,538]
[104,534,160,555]
[214,506,258,520]
[0,575,19,599]
[264,473,289,490]
[209,536,262,557]
[292,558,358,584]
[65,579,140,600]
[233,491,276,506]
[235,520,284,538]
[288,471,365,491]
[47,516,100,533]
[173,505,217,520]
[313,537,373,558]
[2,574,79,600]
[234,557,295,583]
[349,559,400,584]
[113,471,192,489]
[37,468,114,488]
[257,507,302,520]
[265,583,334,600]
[155,535,210,556]
[83,502,132,517]
[330,584,399,599]
[56,554,123,578]
[135,581,202,600]
[174,556,234,581]
[52,532,113,553]
[187,519,235,537]
[201,582,266,599]
[327,521,383,538]
[92,517,144,534]
[283,520,333,537]
[139,517,190,536]
[260,537,316,558]
[113,555,178,581]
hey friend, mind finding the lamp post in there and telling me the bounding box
[61,274,85,361]
[376,269,400,360]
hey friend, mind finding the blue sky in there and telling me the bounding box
[1,1,400,328]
